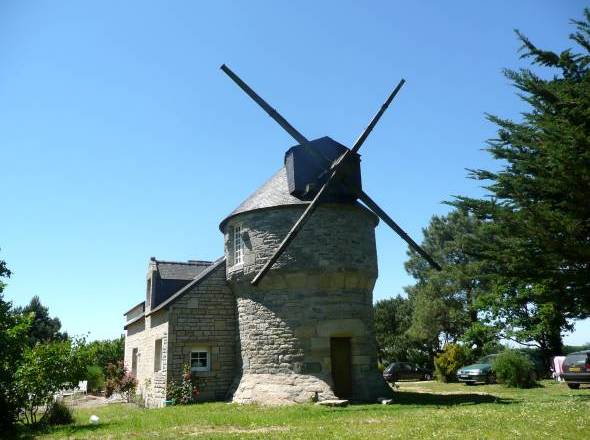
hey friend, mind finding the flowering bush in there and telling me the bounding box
[166,364,206,405]
[104,360,136,401]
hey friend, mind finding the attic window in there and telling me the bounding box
[233,224,244,266]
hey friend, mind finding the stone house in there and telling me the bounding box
[124,258,235,406]
[124,163,391,407]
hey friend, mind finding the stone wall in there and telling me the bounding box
[124,310,169,407]
[167,260,237,402]
[224,203,391,403]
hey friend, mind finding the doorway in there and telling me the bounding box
[330,337,352,399]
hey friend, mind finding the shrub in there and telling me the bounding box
[492,350,537,388]
[105,379,116,398]
[166,364,206,405]
[86,365,105,393]
[119,372,137,403]
[434,343,469,382]
[103,361,136,401]
[45,400,73,426]
[105,360,125,382]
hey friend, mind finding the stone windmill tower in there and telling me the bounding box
[219,65,440,404]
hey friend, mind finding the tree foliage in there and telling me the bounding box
[86,335,125,374]
[433,343,470,383]
[0,253,32,430]
[455,9,590,317]
[14,338,90,425]
[14,295,68,347]
[405,210,497,355]
[374,296,432,366]
[492,350,537,388]
[452,9,590,354]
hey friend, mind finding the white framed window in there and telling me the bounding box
[233,224,244,266]
[190,347,210,373]
[154,339,163,372]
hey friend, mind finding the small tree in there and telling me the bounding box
[14,339,89,425]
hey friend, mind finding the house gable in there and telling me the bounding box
[166,258,237,401]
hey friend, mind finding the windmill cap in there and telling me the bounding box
[284,136,362,202]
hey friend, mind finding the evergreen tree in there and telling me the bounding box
[15,295,68,347]
[405,210,494,354]
[453,9,590,355]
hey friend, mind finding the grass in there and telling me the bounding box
[13,380,589,439]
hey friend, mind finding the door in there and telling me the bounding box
[330,337,352,399]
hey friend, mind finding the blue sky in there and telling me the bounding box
[1,0,588,344]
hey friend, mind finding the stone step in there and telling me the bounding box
[316,399,349,407]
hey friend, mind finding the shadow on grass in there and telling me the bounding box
[15,422,115,439]
[391,391,515,406]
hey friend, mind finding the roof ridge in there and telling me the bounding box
[154,259,213,266]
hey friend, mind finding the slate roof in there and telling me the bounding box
[123,300,145,316]
[123,313,145,330]
[147,257,226,315]
[219,167,308,231]
[152,259,213,308]
[155,260,212,280]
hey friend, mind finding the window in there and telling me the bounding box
[233,224,244,266]
[154,339,163,372]
[131,348,138,376]
[190,347,210,373]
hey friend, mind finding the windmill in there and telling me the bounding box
[220,64,441,287]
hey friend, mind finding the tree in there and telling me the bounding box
[453,9,590,356]
[14,338,90,425]
[0,253,31,429]
[15,295,68,346]
[404,210,496,355]
[87,335,125,374]
[374,296,432,366]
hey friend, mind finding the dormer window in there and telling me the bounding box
[233,224,244,266]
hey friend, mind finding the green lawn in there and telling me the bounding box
[15,380,589,439]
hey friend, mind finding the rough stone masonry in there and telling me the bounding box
[124,166,392,407]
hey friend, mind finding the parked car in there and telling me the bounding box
[456,354,497,385]
[383,362,433,382]
[562,350,590,389]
